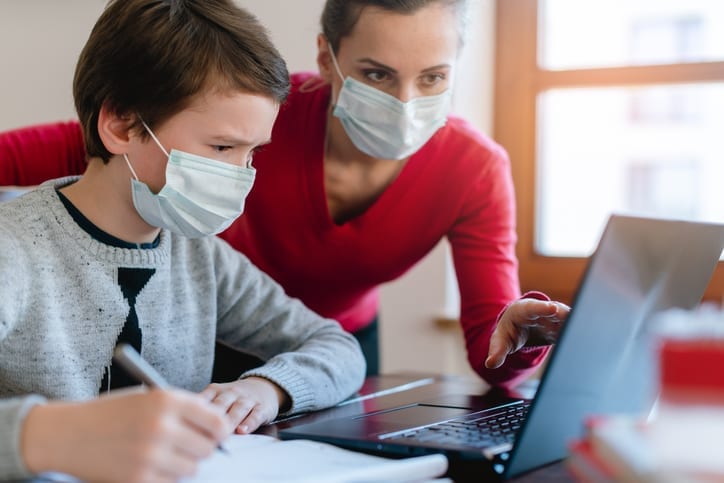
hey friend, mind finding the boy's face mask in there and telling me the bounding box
[123,121,256,239]
[328,43,452,160]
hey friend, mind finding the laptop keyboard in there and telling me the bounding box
[381,400,531,449]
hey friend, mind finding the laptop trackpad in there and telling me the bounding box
[355,405,473,434]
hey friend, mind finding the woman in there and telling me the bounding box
[218,0,568,383]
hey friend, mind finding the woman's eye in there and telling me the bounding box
[212,145,233,153]
[363,70,389,83]
[421,73,445,86]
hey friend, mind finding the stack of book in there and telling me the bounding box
[566,307,724,483]
[565,414,724,482]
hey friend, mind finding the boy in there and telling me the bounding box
[0,1,365,481]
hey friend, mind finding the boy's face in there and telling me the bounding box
[126,89,279,193]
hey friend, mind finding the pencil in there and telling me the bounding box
[113,343,230,454]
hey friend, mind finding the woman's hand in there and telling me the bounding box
[22,388,230,483]
[201,377,290,435]
[485,298,570,369]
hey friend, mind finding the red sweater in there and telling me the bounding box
[219,73,549,386]
[0,73,549,386]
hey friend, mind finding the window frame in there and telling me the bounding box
[493,0,724,305]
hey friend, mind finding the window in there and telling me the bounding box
[494,0,724,304]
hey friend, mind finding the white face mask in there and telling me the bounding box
[124,122,255,239]
[329,44,452,160]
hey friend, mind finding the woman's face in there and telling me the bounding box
[319,3,460,103]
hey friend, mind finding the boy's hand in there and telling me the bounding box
[201,377,290,434]
[22,388,230,483]
[485,299,570,369]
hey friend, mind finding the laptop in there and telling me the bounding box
[279,214,724,480]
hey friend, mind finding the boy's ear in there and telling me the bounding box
[316,33,334,83]
[97,102,135,155]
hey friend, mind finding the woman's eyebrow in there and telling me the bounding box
[421,63,451,73]
[356,58,451,74]
[356,58,397,74]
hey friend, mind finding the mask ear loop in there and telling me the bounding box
[327,42,346,83]
[123,119,170,181]
[123,154,140,181]
[325,42,347,160]
[140,120,170,157]
[122,153,149,249]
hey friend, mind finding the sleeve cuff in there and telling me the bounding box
[0,395,46,480]
[241,359,314,416]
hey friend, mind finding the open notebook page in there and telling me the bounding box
[186,434,449,483]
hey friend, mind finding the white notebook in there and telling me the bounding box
[187,434,449,483]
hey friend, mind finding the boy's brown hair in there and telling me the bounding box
[74,0,290,162]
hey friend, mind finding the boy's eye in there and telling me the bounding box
[213,145,233,153]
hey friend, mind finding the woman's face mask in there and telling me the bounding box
[328,43,452,161]
[124,121,256,238]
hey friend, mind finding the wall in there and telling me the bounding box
[0,1,106,131]
[0,0,495,377]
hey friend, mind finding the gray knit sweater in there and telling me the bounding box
[0,178,365,479]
